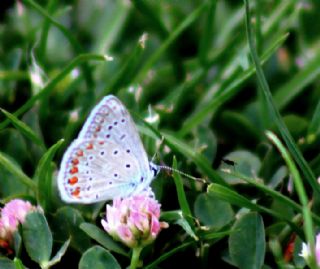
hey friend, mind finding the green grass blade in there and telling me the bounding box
[0,54,107,130]
[198,0,216,66]
[172,157,194,229]
[208,183,302,236]
[266,131,316,267]
[274,50,320,110]
[179,32,288,136]
[308,98,320,136]
[0,151,36,191]
[144,240,195,269]
[134,2,207,83]
[0,108,45,148]
[34,139,64,209]
[243,0,320,195]
[221,170,320,226]
[23,0,94,88]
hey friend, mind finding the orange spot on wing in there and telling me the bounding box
[72,187,80,197]
[99,141,104,145]
[70,167,78,174]
[86,143,93,150]
[96,126,101,132]
[68,176,78,185]
[77,150,84,157]
[72,158,79,165]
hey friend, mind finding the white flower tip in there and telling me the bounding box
[104,55,114,61]
[299,242,310,259]
[139,33,148,49]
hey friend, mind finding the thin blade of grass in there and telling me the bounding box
[172,157,194,229]
[23,0,94,88]
[144,240,195,269]
[0,152,36,191]
[243,0,320,195]
[308,98,320,136]
[179,33,288,136]
[274,50,320,110]
[266,131,316,267]
[0,54,107,130]
[133,2,207,83]
[0,108,45,148]
[208,183,303,237]
[34,139,64,210]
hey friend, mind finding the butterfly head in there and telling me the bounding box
[149,162,160,177]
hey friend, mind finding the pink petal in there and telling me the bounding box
[150,215,160,236]
[117,225,133,243]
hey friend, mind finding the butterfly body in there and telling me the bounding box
[57,95,158,203]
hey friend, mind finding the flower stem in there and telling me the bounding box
[130,247,143,269]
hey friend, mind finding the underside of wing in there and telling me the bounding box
[57,138,143,203]
[78,95,150,175]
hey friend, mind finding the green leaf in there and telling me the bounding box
[0,258,15,269]
[13,258,25,269]
[229,212,265,269]
[12,230,22,256]
[80,223,128,257]
[194,193,234,229]
[219,150,261,185]
[51,207,91,253]
[0,151,36,191]
[0,108,44,147]
[78,246,121,269]
[22,212,53,264]
[42,239,70,268]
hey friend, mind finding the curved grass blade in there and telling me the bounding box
[144,240,195,269]
[220,169,320,226]
[172,157,194,228]
[0,108,44,148]
[0,151,36,191]
[266,131,316,267]
[34,139,64,209]
[133,2,207,83]
[23,0,94,88]
[179,33,289,136]
[208,183,303,237]
[243,0,320,196]
[0,54,107,130]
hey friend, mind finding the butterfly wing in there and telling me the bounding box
[58,95,154,203]
[57,138,144,203]
[78,95,150,178]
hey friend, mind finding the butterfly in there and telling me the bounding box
[57,95,160,203]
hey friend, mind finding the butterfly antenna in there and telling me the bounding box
[157,165,207,184]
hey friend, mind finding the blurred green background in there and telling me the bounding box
[1,0,320,268]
